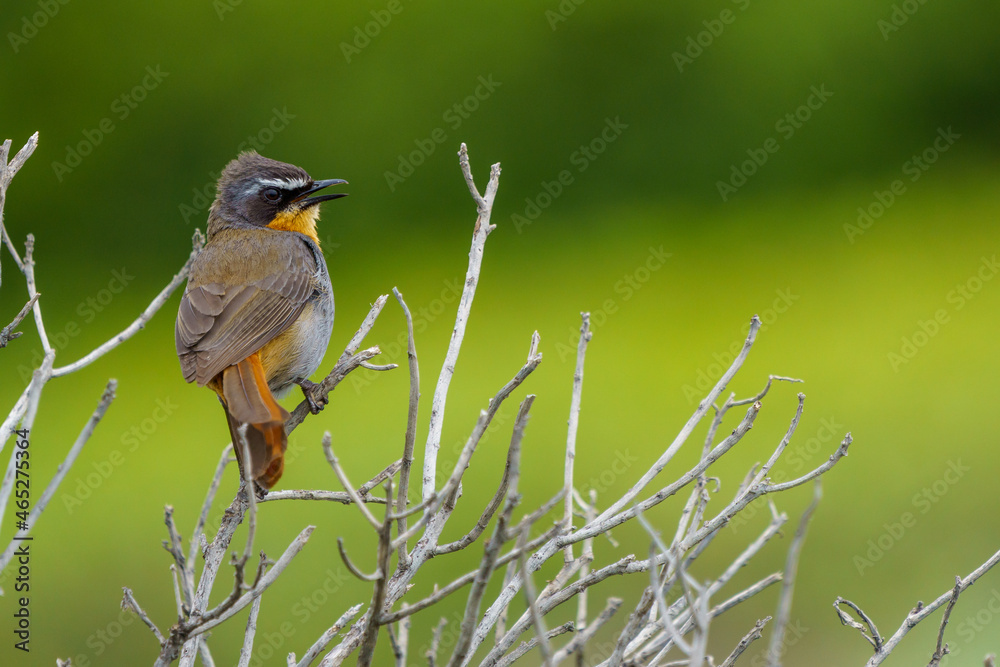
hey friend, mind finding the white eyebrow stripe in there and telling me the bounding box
[255,177,310,190]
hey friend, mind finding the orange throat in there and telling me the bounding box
[267,206,321,246]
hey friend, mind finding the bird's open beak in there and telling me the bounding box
[294,179,348,207]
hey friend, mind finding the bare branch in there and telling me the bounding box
[237,432,259,568]
[360,459,404,495]
[573,490,599,666]
[447,396,532,667]
[0,132,38,191]
[337,294,390,365]
[393,330,541,551]
[752,392,806,488]
[518,525,554,666]
[121,587,165,645]
[426,617,448,667]
[0,133,39,277]
[927,576,962,667]
[834,597,883,651]
[357,478,395,666]
[170,565,186,619]
[852,546,1000,666]
[563,313,591,564]
[0,293,38,348]
[767,479,822,667]
[497,623,577,667]
[435,402,527,556]
[765,433,852,493]
[393,287,421,565]
[262,489,389,505]
[360,361,397,371]
[720,617,772,667]
[380,525,558,625]
[287,345,385,433]
[550,597,622,666]
[566,399,763,546]
[21,234,53,355]
[193,525,315,636]
[422,144,501,501]
[323,432,382,531]
[338,537,382,582]
[163,505,186,572]
[237,595,263,667]
[186,445,234,601]
[391,607,410,667]
[0,382,31,458]
[593,315,762,525]
[294,603,363,667]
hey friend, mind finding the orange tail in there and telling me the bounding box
[213,353,289,490]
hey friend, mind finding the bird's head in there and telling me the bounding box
[208,151,347,244]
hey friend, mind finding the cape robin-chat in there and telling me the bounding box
[175,151,346,491]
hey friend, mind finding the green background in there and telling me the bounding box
[2,0,1000,664]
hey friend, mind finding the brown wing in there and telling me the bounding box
[176,230,317,386]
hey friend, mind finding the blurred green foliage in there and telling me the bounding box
[2,0,1000,664]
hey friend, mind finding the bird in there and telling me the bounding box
[175,151,347,492]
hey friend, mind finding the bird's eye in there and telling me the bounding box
[261,188,281,202]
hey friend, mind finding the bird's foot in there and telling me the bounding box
[298,379,328,415]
